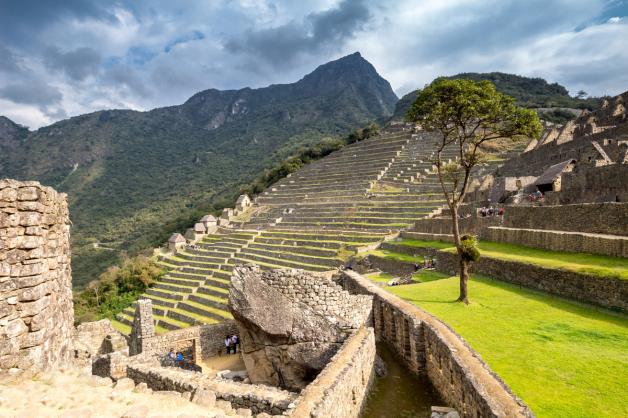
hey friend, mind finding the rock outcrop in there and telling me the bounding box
[228,265,371,391]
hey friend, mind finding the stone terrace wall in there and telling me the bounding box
[558,164,628,204]
[140,321,238,360]
[338,271,533,418]
[1,179,74,374]
[503,202,628,235]
[413,216,502,235]
[257,267,372,328]
[436,251,627,311]
[290,327,376,418]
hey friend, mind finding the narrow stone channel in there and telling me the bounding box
[362,342,443,418]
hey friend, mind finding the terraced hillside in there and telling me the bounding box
[113,127,516,333]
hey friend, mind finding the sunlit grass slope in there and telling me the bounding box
[385,275,628,418]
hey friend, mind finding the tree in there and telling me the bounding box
[575,90,588,99]
[406,78,542,303]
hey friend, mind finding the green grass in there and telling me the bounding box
[363,249,418,263]
[365,270,447,284]
[394,238,453,249]
[396,238,628,279]
[387,275,628,418]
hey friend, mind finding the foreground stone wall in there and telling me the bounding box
[1,179,74,374]
[435,251,627,311]
[126,358,297,415]
[290,327,376,418]
[339,270,533,418]
[502,202,628,235]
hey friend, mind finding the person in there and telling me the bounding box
[168,348,176,361]
[498,207,505,216]
[175,352,183,365]
[231,335,240,354]
[224,335,232,354]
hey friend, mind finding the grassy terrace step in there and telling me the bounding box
[229,253,332,272]
[392,238,628,279]
[248,242,338,257]
[111,320,132,335]
[276,221,410,231]
[386,275,628,418]
[161,276,203,287]
[197,284,229,298]
[179,299,232,321]
[240,247,341,268]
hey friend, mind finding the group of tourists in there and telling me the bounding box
[528,190,544,202]
[479,206,504,217]
[224,334,240,354]
[164,349,194,369]
[186,244,201,250]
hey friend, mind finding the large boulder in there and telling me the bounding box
[229,266,351,391]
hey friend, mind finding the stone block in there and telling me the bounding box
[17,187,39,201]
[18,282,50,302]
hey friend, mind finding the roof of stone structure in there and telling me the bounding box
[200,214,217,222]
[236,194,250,204]
[534,159,575,186]
[168,233,186,243]
[193,222,206,232]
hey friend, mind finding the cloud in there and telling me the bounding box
[0,0,627,129]
[225,0,371,66]
[0,81,62,107]
[44,46,102,81]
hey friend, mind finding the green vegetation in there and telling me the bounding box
[0,54,396,288]
[73,255,164,324]
[538,108,578,124]
[395,238,628,279]
[393,72,601,120]
[406,77,542,303]
[387,275,628,418]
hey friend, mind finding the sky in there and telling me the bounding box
[0,0,627,129]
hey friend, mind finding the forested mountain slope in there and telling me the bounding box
[0,52,397,287]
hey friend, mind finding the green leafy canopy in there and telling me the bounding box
[406,78,543,143]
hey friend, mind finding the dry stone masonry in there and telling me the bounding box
[0,179,74,375]
[228,265,372,391]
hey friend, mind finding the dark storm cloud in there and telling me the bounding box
[0,43,22,73]
[225,0,371,66]
[0,81,62,107]
[44,46,102,81]
[0,0,117,46]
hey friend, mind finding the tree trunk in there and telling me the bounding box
[450,205,470,304]
[457,258,470,304]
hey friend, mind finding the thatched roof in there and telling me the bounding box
[168,233,186,243]
[200,214,217,222]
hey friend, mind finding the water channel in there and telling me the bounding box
[362,342,443,418]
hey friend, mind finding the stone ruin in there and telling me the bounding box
[0,179,74,375]
[228,265,372,391]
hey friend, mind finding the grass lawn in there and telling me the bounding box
[387,275,628,418]
[365,270,448,284]
[395,238,628,279]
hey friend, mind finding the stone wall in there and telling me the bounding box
[126,358,297,415]
[140,321,238,360]
[256,267,372,328]
[290,327,376,418]
[412,216,502,235]
[558,164,628,204]
[435,251,627,311]
[483,227,628,257]
[0,179,74,375]
[338,271,533,418]
[502,202,628,235]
